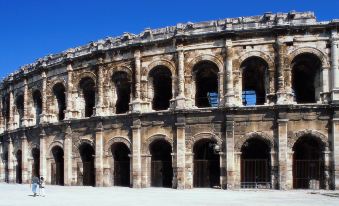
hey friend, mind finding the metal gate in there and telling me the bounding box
[194,160,220,188]
[114,161,130,186]
[241,159,270,189]
[83,161,95,186]
[293,160,324,189]
[151,160,172,187]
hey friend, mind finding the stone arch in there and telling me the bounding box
[104,136,131,156]
[186,54,223,76]
[143,59,176,77]
[288,129,328,149]
[110,65,133,79]
[235,131,274,152]
[143,134,173,155]
[238,50,274,70]
[47,78,67,96]
[187,132,222,152]
[73,138,95,157]
[47,141,64,158]
[75,71,97,89]
[287,47,330,69]
[28,143,40,157]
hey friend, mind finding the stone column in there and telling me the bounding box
[21,132,29,184]
[175,46,187,109]
[64,125,73,186]
[40,71,48,123]
[332,117,339,189]
[175,120,186,189]
[95,122,104,187]
[22,78,29,127]
[331,30,339,102]
[96,63,104,116]
[323,146,331,190]
[0,96,4,134]
[8,86,14,130]
[276,39,292,104]
[39,129,47,180]
[270,150,278,189]
[234,151,242,188]
[224,40,235,106]
[131,50,142,112]
[65,63,73,119]
[0,142,5,182]
[225,116,235,189]
[7,137,14,183]
[131,120,142,188]
[277,118,289,189]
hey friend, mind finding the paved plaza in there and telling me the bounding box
[0,183,338,206]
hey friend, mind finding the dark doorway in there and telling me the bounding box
[149,66,172,111]
[112,72,131,114]
[111,143,130,186]
[193,61,219,108]
[16,150,22,184]
[241,57,268,105]
[193,139,220,188]
[32,148,40,178]
[15,95,24,127]
[292,53,321,103]
[4,152,9,183]
[79,77,96,117]
[51,146,64,185]
[53,83,66,121]
[293,136,324,189]
[241,138,271,188]
[33,90,42,125]
[150,139,173,187]
[79,143,95,186]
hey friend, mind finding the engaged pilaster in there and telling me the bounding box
[39,128,47,179]
[225,116,235,188]
[95,121,104,187]
[40,71,48,123]
[65,63,74,119]
[174,45,187,109]
[95,60,104,116]
[64,125,73,186]
[331,30,339,102]
[131,119,142,188]
[332,116,339,189]
[22,78,29,127]
[21,132,29,184]
[131,50,142,112]
[7,137,14,183]
[175,117,186,189]
[277,118,289,189]
[224,40,235,106]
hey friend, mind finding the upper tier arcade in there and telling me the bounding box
[0,11,339,132]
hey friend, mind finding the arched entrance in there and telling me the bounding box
[32,148,40,178]
[293,135,325,189]
[150,139,173,187]
[112,71,132,114]
[16,150,22,184]
[79,143,95,186]
[241,138,271,188]
[51,146,64,185]
[193,139,220,188]
[111,142,130,186]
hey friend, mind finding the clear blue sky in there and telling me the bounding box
[1,0,338,78]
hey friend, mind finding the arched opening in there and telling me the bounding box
[149,66,172,111]
[193,139,220,188]
[33,90,42,125]
[292,53,321,103]
[111,142,130,186]
[2,95,10,130]
[112,72,131,114]
[79,143,95,186]
[15,95,24,127]
[4,152,9,183]
[293,135,325,189]
[16,150,22,184]
[51,146,64,185]
[193,61,219,108]
[52,83,66,121]
[79,77,96,117]
[150,139,173,187]
[32,148,40,178]
[241,57,268,106]
[241,138,271,188]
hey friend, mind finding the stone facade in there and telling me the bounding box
[0,11,339,190]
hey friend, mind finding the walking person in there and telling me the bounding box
[31,176,39,197]
[39,177,46,197]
